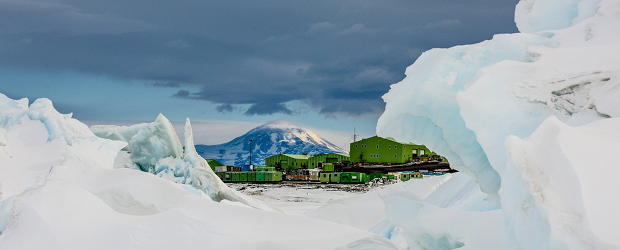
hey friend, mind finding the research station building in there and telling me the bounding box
[307,153,350,169]
[265,154,310,170]
[349,136,434,164]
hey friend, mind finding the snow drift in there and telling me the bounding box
[375,0,620,249]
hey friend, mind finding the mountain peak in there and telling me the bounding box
[195,121,347,166]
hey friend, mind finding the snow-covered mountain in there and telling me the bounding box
[195,120,347,166]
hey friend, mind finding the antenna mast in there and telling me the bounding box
[353,127,359,142]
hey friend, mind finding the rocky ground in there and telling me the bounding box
[228,177,400,194]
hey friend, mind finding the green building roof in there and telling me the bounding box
[205,159,224,166]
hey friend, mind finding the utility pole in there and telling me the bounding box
[249,139,253,166]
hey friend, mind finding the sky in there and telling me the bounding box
[0,0,520,147]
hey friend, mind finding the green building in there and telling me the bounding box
[265,154,310,170]
[307,153,350,169]
[349,136,434,164]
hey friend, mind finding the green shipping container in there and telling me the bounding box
[232,172,240,182]
[368,173,377,180]
[264,171,282,182]
[320,172,330,183]
[223,172,232,182]
[256,172,265,182]
[341,172,352,183]
[216,172,224,180]
[239,172,248,182]
[350,172,361,183]
[362,173,370,183]
[247,172,256,182]
[274,172,282,181]
[387,174,395,180]
[401,174,410,181]
[330,172,341,183]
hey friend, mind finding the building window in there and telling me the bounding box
[376,145,379,149]
[355,144,358,148]
[395,145,398,149]
[388,145,391,149]
[395,154,397,158]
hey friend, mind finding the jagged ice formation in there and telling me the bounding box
[376,0,620,249]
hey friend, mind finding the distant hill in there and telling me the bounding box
[195,120,347,166]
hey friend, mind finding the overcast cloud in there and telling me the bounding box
[0,0,520,117]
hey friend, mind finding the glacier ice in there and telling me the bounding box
[377,32,558,202]
[515,0,602,33]
[375,0,620,249]
[91,113,183,164]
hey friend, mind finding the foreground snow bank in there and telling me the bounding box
[376,0,620,249]
[0,93,379,249]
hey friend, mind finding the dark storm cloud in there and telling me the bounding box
[172,90,190,98]
[216,104,234,113]
[0,0,521,116]
[245,103,293,116]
